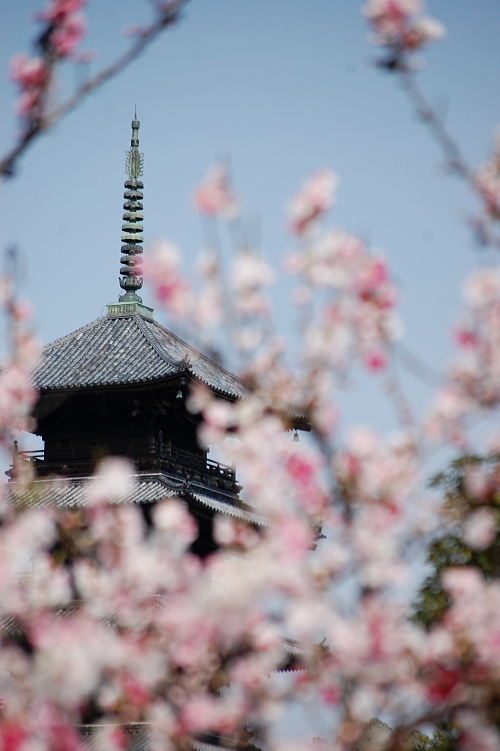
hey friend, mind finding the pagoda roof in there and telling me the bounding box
[34,310,247,399]
[6,471,265,526]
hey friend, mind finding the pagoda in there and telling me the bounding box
[12,115,261,556]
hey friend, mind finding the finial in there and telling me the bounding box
[119,114,144,303]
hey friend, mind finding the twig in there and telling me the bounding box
[385,346,415,428]
[396,341,443,388]
[398,67,500,250]
[400,68,469,181]
[0,1,189,178]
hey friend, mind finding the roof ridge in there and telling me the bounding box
[145,317,248,389]
[42,316,105,351]
[133,314,183,371]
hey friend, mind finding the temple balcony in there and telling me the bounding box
[12,442,238,494]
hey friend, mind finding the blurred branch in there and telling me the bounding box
[398,67,500,250]
[396,341,443,388]
[0,0,189,178]
[400,68,469,181]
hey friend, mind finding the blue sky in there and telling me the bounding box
[1,0,500,445]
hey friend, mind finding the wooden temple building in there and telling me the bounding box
[11,115,262,555]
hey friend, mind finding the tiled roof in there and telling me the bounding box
[79,724,151,751]
[79,727,239,751]
[6,473,176,508]
[6,472,265,525]
[34,313,247,399]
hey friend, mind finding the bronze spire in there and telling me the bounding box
[119,112,144,302]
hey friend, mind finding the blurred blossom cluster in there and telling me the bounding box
[0,279,38,454]
[142,161,500,748]
[363,0,445,67]
[474,132,500,223]
[9,0,88,122]
[427,267,500,445]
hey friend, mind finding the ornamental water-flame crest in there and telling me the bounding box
[125,149,144,178]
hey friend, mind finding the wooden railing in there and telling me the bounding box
[18,443,236,485]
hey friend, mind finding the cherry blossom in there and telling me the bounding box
[9,55,48,118]
[38,0,87,25]
[288,169,338,236]
[145,239,192,317]
[7,0,89,126]
[37,0,88,58]
[427,266,500,440]
[50,12,87,57]
[192,164,239,220]
[474,131,500,221]
[363,0,445,55]
[463,507,497,550]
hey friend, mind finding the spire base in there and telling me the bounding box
[107,301,154,320]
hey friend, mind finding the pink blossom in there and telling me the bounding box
[464,508,497,550]
[276,516,315,561]
[474,133,500,219]
[363,348,387,372]
[357,257,388,293]
[288,169,338,235]
[356,256,397,311]
[9,55,48,118]
[153,499,198,547]
[426,664,463,704]
[38,0,87,24]
[427,266,500,438]
[232,253,275,293]
[9,55,47,89]
[86,457,136,505]
[232,252,275,317]
[442,566,483,601]
[51,12,88,57]
[454,326,478,349]
[0,722,27,751]
[214,516,260,549]
[458,711,500,751]
[319,685,340,705]
[145,239,192,317]
[179,694,222,734]
[464,267,500,308]
[411,15,446,48]
[192,164,239,219]
[364,0,424,35]
[363,0,445,52]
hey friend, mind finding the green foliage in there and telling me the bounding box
[413,453,500,630]
[411,723,459,751]
[410,455,500,749]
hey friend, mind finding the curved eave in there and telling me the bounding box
[6,472,265,526]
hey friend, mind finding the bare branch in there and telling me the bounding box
[400,68,469,181]
[0,0,189,179]
[398,67,500,250]
[396,341,443,388]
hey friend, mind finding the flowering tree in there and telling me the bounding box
[3,1,500,751]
